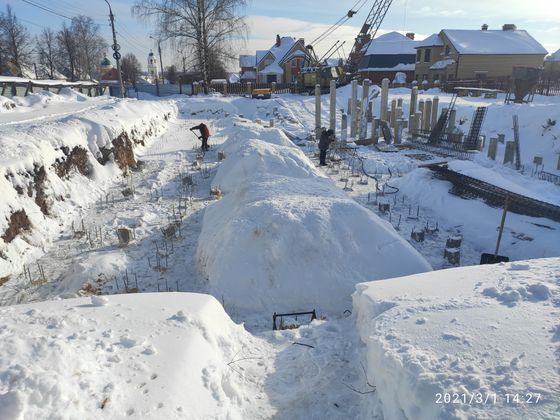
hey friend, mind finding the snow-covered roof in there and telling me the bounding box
[228,73,241,83]
[415,33,443,48]
[442,29,548,55]
[364,31,418,56]
[546,48,560,62]
[256,50,268,63]
[429,58,456,70]
[239,55,256,67]
[359,63,415,72]
[266,37,298,63]
[240,71,256,80]
[260,61,284,75]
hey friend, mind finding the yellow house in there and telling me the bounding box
[414,25,548,84]
[254,35,311,84]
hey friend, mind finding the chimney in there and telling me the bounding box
[406,32,415,40]
[481,24,488,31]
[502,24,517,31]
[298,38,305,45]
[276,34,281,47]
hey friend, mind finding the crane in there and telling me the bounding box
[345,0,394,77]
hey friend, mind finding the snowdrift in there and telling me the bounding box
[393,168,560,261]
[0,91,176,278]
[0,293,260,419]
[197,123,431,315]
[353,257,560,419]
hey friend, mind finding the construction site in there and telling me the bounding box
[0,0,559,419]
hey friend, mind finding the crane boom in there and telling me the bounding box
[345,0,393,75]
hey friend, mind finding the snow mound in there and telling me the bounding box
[0,293,259,419]
[353,257,560,419]
[197,126,431,315]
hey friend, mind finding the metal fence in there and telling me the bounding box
[0,80,107,98]
[442,78,560,96]
[133,83,192,97]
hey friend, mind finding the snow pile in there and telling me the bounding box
[0,90,176,278]
[392,167,560,261]
[353,257,560,419]
[0,293,264,419]
[197,123,431,315]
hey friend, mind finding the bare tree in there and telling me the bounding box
[57,23,78,81]
[166,65,178,84]
[71,16,108,80]
[132,0,247,84]
[0,5,33,76]
[121,53,142,86]
[36,28,57,79]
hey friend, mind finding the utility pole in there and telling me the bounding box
[104,0,125,98]
[151,36,165,84]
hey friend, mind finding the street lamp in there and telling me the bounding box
[103,0,125,98]
[150,36,165,84]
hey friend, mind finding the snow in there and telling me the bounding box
[0,293,265,419]
[196,122,431,317]
[429,58,456,70]
[239,54,256,67]
[240,71,257,80]
[364,31,418,55]
[442,29,548,55]
[546,48,560,62]
[360,64,415,72]
[1,83,559,419]
[416,33,444,48]
[0,89,176,278]
[0,76,98,86]
[447,160,560,206]
[353,257,560,419]
[260,61,284,75]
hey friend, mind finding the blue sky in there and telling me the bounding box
[5,0,560,71]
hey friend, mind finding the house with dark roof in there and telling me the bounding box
[358,31,417,83]
[252,35,312,84]
[414,24,548,83]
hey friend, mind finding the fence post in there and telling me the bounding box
[271,82,276,94]
[247,81,252,95]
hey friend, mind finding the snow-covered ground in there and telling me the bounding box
[353,257,560,420]
[1,87,559,419]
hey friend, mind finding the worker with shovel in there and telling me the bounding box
[190,123,210,151]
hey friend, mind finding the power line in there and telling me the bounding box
[20,0,73,20]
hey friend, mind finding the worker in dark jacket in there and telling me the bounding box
[190,123,210,151]
[318,128,335,166]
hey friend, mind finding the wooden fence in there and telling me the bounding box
[194,82,298,96]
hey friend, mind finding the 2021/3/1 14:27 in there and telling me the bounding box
[435,392,542,405]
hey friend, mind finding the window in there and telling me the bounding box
[445,45,450,56]
[475,71,488,80]
[424,49,431,62]
[416,50,422,62]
